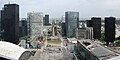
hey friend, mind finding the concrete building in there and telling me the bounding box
[1,4,19,44]
[27,12,43,36]
[76,27,93,40]
[61,15,65,23]
[76,39,119,60]
[105,17,115,44]
[65,11,79,38]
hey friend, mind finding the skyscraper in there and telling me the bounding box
[2,4,19,44]
[44,14,49,26]
[61,22,66,36]
[91,17,101,39]
[1,10,4,39]
[86,20,93,27]
[65,11,79,38]
[105,17,115,44]
[27,12,43,36]
[19,18,28,37]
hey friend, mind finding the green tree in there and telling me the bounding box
[100,33,105,42]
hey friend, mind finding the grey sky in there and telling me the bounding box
[0,0,120,18]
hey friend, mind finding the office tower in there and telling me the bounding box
[91,17,101,39]
[86,20,93,27]
[0,10,1,37]
[61,16,65,23]
[61,22,66,36]
[1,10,4,39]
[19,18,28,37]
[1,4,19,44]
[105,17,115,44]
[76,27,93,40]
[27,12,43,36]
[27,17,30,36]
[44,14,49,26]
[65,11,79,38]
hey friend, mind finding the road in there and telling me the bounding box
[29,47,75,60]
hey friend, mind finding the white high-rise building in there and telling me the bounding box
[27,12,43,36]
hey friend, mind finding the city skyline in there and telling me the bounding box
[0,0,120,18]
[0,2,120,60]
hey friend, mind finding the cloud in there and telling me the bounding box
[0,0,120,18]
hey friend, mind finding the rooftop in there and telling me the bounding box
[0,41,26,60]
[78,39,119,60]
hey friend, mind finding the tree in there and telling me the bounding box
[100,33,105,42]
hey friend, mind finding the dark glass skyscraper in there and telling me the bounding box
[86,20,93,27]
[1,4,19,44]
[0,10,4,39]
[105,17,115,44]
[19,19,28,37]
[61,22,66,36]
[91,17,101,39]
[44,14,49,26]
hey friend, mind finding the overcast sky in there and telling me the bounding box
[0,0,120,18]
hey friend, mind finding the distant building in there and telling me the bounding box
[79,20,87,28]
[65,11,79,38]
[51,20,56,36]
[91,17,101,39]
[44,14,50,26]
[86,20,93,27]
[55,20,62,26]
[1,4,19,44]
[61,22,66,36]
[76,27,93,40]
[19,18,28,37]
[61,15,65,23]
[105,17,115,44]
[27,12,43,36]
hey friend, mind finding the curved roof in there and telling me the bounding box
[0,41,26,60]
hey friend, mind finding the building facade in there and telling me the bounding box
[65,11,79,38]
[44,14,49,26]
[27,12,43,36]
[19,18,28,37]
[91,17,101,39]
[86,20,93,27]
[1,4,19,44]
[61,22,66,36]
[76,27,93,40]
[105,17,115,44]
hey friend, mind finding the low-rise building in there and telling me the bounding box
[76,39,119,60]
